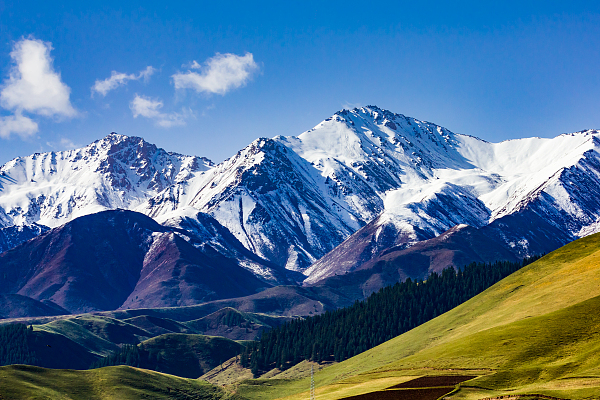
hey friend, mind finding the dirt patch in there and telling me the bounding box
[341,387,453,400]
[387,375,477,389]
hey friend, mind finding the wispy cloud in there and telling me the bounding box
[129,94,186,128]
[45,137,80,150]
[172,52,259,95]
[0,111,38,139]
[92,66,156,97]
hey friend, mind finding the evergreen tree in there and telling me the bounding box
[0,323,37,366]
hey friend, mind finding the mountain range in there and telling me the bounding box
[2,106,600,315]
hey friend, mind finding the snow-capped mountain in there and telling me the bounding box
[3,106,600,284]
[304,117,600,283]
[138,107,473,271]
[0,133,212,229]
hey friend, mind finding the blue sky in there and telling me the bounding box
[1,1,600,165]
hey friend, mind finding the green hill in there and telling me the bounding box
[0,364,234,400]
[94,333,244,378]
[234,232,600,400]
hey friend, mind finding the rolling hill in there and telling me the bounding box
[230,231,600,400]
[0,364,234,400]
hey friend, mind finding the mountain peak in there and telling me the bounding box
[0,134,212,229]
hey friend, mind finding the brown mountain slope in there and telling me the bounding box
[0,210,271,315]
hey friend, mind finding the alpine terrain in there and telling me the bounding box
[2,106,600,301]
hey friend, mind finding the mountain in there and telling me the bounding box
[0,133,212,229]
[303,112,600,284]
[0,209,271,314]
[139,107,475,271]
[3,106,600,282]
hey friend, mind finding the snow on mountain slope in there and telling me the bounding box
[3,106,600,283]
[139,138,359,271]
[304,122,600,284]
[0,222,49,254]
[158,208,303,285]
[0,133,212,228]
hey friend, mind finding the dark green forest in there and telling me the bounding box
[241,257,541,376]
[0,323,36,366]
[92,344,144,369]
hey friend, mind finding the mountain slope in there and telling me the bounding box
[0,209,271,314]
[239,231,600,400]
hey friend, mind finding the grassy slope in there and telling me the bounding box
[34,318,121,356]
[234,232,600,400]
[0,364,231,400]
[139,333,245,378]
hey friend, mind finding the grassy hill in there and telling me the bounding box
[232,232,600,400]
[0,364,235,400]
[138,333,245,378]
[186,307,289,340]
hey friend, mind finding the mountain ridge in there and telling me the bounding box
[2,106,600,288]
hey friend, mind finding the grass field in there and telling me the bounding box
[0,364,234,400]
[231,232,600,400]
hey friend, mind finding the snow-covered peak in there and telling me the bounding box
[286,106,468,177]
[4,107,600,280]
[0,133,213,228]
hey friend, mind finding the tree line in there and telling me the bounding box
[241,256,541,376]
[0,323,37,366]
[91,344,146,369]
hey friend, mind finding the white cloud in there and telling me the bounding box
[172,52,259,95]
[92,66,156,97]
[130,94,186,128]
[130,95,162,118]
[0,112,38,139]
[0,38,76,118]
[45,137,80,150]
[60,137,78,149]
